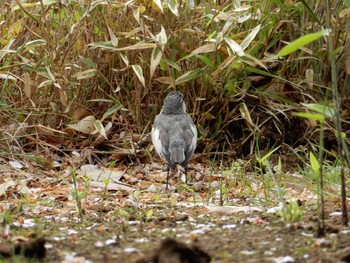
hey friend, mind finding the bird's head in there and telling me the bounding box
[161,91,186,115]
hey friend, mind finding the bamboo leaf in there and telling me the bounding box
[152,0,163,13]
[150,46,163,79]
[38,79,53,88]
[87,41,114,49]
[301,103,334,118]
[243,53,268,71]
[24,39,46,48]
[195,54,214,68]
[239,102,255,129]
[67,116,96,134]
[164,59,180,70]
[225,37,244,56]
[76,69,97,80]
[156,26,167,48]
[309,151,320,174]
[59,89,67,106]
[257,146,281,165]
[277,29,331,57]
[175,69,201,85]
[212,56,236,77]
[107,26,119,47]
[88,42,156,51]
[293,112,325,122]
[102,104,123,121]
[277,156,282,172]
[133,7,140,24]
[46,66,55,81]
[94,120,107,140]
[132,65,145,87]
[190,44,217,55]
[120,53,129,66]
[155,76,174,85]
[177,43,216,63]
[81,57,97,69]
[241,24,260,50]
[168,0,179,16]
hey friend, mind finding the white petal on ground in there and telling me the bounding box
[13,218,36,228]
[94,241,104,247]
[9,160,23,169]
[271,256,295,263]
[105,239,117,245]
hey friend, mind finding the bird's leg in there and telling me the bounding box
[162,163,169,172]
[163,163,170,190]
[166,168,170,190]
[184,164,188,184]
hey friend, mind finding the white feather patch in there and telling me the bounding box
[189,123,197,152]
[151,127,164,158]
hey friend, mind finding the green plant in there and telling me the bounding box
[293,103,336,234]
[256,146,285,205]
[70,168,88,221]
[101,178,110,200]
[0,209,13,225]
[277,199,304,224]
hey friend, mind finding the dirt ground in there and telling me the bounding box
[0,159,349,263]
[45,216,349,262]
[42,202,350,263]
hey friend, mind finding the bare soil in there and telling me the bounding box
[0,157,349,263]
[41,201,350,263]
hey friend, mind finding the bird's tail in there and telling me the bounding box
[169,139,186,164]
[170,147,185,163]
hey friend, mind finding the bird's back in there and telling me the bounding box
[152,113,197,169]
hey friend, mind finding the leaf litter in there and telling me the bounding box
[0,158,349,263]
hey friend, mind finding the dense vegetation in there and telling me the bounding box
[1,1,350,261]
[1,0,349,161]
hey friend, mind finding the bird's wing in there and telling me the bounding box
[152,115,170,160]
[189,122,197,152]
[151,126,163,157]
[183,117,197,153]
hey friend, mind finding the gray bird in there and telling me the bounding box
[151,91,197,189]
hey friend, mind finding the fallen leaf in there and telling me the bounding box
[90,181,134,193]
[78,164,124,182]
[67,115,96,134]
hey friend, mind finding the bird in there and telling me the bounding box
[151,91,197,189]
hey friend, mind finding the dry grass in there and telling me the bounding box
[0,0,349,166]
